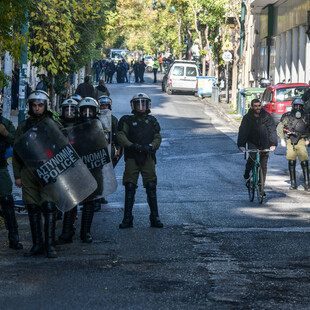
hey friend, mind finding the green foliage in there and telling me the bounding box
[0,72,11,89]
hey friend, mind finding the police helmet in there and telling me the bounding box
[77,97,100,118]
[130,93,151,113]
[69,94,83,103]
[98,95,112,110]
[27,90,50,115]
[59,98,78,118]
[292,98,304,110]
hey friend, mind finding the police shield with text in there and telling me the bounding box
[13,91,97,258]
[57,98,81,244]
[64,97,117,243]
[117,93,163,228]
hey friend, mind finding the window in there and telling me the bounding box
[186,67,197,77]
[266,89,273,102]
[276,87,308,102]
[172,66,184,76]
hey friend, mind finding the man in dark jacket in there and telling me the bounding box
[237,99,277,188]
[75,76,94,98]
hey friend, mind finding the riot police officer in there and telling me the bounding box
[98,95,123,168]
[57,98,79,244]
[13,90,61,258]
[0,104,23,249]
[118,93,163,228]
[277,98,310,190]
[74,97,109,243]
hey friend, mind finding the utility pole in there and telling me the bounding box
[237,0,246,115]
[18,13,28,124]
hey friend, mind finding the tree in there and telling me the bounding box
[188,0,226,76]
[0,0,31,87]
[227,0,251,110]
[28,0,108,108]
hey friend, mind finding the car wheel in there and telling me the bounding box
[166,87,173,95]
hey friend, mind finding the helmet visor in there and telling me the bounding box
[134,99,149,112]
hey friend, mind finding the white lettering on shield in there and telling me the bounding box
[34,145,79,186]
[81,148,110,170]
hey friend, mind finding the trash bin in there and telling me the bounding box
[240,87,265,116]
[212,86,219,103]
[196,76,216,97]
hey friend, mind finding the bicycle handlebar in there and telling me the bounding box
[243,149,274,153]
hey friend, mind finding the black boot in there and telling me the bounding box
[94,199,101,212]
[24,205,44,257]
[301,160,310,191]
[289,160,297,190]
[80,202,95,243]
[0,195,23,249]
[146,181,163,228]
[119,182,136,229]
[57,206,77,244]
[42,202,57,258]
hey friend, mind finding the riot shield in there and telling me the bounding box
[14,117,98,212]
[64,118,118,201]
[99,110,112,155]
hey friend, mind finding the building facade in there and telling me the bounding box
[248,0,310,86]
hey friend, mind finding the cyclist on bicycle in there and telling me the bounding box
[237,99,277,192]
[276,98,310,191]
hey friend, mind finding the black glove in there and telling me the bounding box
[130,143,143,152]
[141,145,152,153]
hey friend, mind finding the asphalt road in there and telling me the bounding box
[1,72,310,309]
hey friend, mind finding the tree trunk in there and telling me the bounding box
[177,17,183,60]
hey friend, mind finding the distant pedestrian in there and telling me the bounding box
[138,58,146,83]
[133,61,139,83]
[36,74,48,92]
[75,76,95,98]
[122,59,129,83]
[106,60,115,84]
[94,80,110,100]
[153,57,159,83]
[158,55,163,72]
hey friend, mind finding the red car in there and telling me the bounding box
[261,83,310,123]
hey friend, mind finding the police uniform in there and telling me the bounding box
[57,99,79,244]
[0,115,23,249]
[13,91,61,258]
[117,93,163,228]
[71,97,109,243]
[153,59,159,83]
[276,99,310,190]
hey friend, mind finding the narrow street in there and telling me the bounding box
[1,72,310,309]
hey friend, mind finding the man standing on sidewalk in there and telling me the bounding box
[237,99,277,193]
[0,105,23,250]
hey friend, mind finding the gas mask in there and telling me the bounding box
[295,111,302,119]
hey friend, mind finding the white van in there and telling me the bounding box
[164,60,199,95]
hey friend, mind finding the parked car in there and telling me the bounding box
[261,82,310,123]
[162,60,199,95]
[144,55,154,72]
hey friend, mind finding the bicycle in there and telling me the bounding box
[244,149,271,204]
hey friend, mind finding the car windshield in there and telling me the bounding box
[275,86,308,102]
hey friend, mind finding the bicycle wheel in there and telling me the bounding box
[247,170,255,202]
[256,166,264,204]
